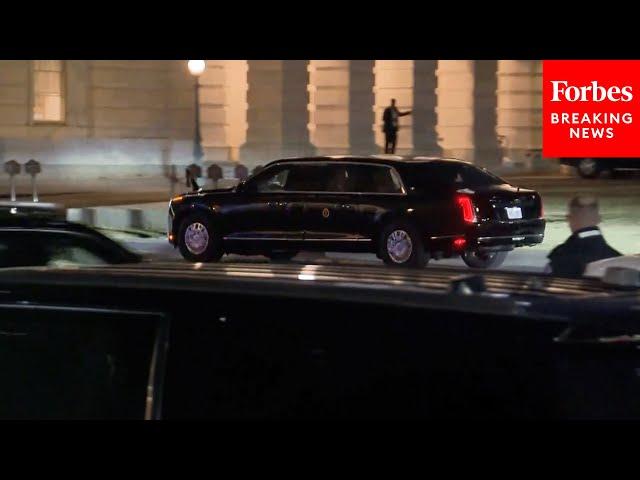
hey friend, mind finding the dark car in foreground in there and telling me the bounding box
[1,262,640,419]
[168,156,545,269]
[0,202,141,268]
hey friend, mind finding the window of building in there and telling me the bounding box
[32,60,65,123]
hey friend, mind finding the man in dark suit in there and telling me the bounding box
[382,99,412,154]
[546,195,621,277]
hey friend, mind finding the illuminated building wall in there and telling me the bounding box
[0,60,547,191]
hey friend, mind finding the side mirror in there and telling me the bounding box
[237,181,256,194]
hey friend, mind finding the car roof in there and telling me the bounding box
[0,261,635,303]
[0,204,109,237]
[265,155,470,168]
[0,202,66,224]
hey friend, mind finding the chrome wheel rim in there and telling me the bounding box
[387,229,413,263]
[579,158,597,176]
[184,222,209,255]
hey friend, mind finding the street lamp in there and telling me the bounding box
[188,60,206,167]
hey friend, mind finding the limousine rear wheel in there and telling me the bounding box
[461,250,508,269]
[380,222,427,269]
[178,213,224,263]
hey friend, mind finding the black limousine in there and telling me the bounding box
[168,156,545,268]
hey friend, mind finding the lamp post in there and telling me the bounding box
[187,60,206,168]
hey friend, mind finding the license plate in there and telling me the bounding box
[505,206,522,219]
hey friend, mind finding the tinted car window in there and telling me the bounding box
[284,164,331,192]
[254,167,290,193]
[403,162,506,190]
[47,244,109,267]
[0,231,137,268]
[0,232,49,268]
[325,165,350,192]
[251,164,331,192]
[346,164,403,193]
[0,307,159,419]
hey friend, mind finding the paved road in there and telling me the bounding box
[117,235,549,273]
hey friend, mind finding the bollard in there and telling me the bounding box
[4,160,21,202]
[207,164,223,189]
[167,164,179,198]
[25,159,41,202]
[186,163,202,191]
[234,163,249,182]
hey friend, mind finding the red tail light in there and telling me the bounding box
[453,237,467,250]
[456,195,477,223]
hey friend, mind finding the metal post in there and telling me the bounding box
[169,165,178,198]
[25,159,41,202]
[4,160,21,202]
[30,176,37,202]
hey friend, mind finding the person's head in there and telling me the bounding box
[390,98,396,107]
[566,195,601,233]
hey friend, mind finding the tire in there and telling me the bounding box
[577,158,601,179]
[266,251,298,262]
[379,221,428,269]
[461,250,508,269]
[178,213,224,263]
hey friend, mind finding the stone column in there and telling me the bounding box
[496,60,544,170]
[241,60,314,167]
[349,60,376,155]
[308,60,349,155]
[412,60,440,156]
[308,60,377,156]
[435,60,500,166]
[436,60,474,161]
[197,60,248,163]
[473,60,501,168]
[223,60,248,162]
[373,60,414,155]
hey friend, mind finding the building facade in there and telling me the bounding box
[0,60,545,192]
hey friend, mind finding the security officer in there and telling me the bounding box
[546,195,621,277]
[382,99,412,154]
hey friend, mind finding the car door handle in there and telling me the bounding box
[268,201,287,208]
[339,204,353,210]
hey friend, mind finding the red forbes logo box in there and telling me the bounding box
[543,60,640,157]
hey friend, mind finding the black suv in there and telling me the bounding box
[168,156,545,268]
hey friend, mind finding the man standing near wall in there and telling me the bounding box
[382,99,412,154]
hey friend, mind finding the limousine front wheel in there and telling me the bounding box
[380,222,427,269]
[178,214,224,263]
